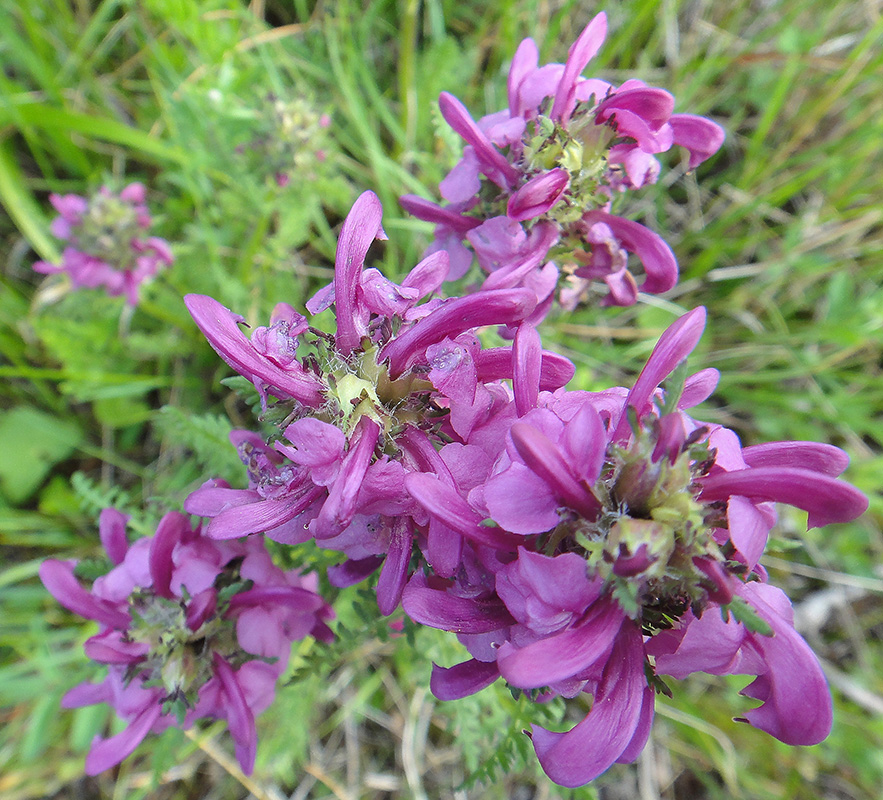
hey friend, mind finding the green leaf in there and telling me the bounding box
[0,407,82,504]
[0,139,60,262]
[1,102,187,165]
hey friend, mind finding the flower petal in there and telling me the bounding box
[149,511,189,598]
[612,306,706,442]
[699,467,868,528]
[514,324,542,416]
[582,210,678,295]
[185,294,325,406]
[85,703,162,775]
[431,659,500,700]
[670,113,725,169]
[740,441,850,477]
[507,169,569,222]
[550,13,608,122]
[39,560,131,628]
[333,191,386,354]
[402,576,515,634]
[213,654,258,775]
[382,288,537,378]
[406,472,522,550]
[99,508,130,565]
[530,622,647,787]
[497,599,624,688]
[376,517,412,616]
[439,92,519,188]
[736,583,833,745]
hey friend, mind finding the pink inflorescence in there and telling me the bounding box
[400,307,866,786]
[182,187,868,786]
[183,190,572,615]
[40,508,333,776]
[34,182,173,305]
[401,11,724,314]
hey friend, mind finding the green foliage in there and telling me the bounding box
[155,405,245,485]
[0,407,82,504]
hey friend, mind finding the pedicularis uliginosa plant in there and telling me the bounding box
[37,9,869,789]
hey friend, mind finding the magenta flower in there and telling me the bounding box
[401,307,866,787]
[401,12,724,311]
[34,183,173,305]
[185,191,573,614]
[40,508,333,775]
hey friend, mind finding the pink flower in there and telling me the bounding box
[40,509,332,775]
[185,192,574,615]
[401,307,866,787]
[401,13,724,312]
[34,183,173,305]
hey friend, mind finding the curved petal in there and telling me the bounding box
[207,486,325,539]
[213,654,258,775]
[431,659,500,700]
[680,367,719,409]
[507,169,569,222]
[475,347,575,390]
[513,324,542,416]
[497,600,624,688]
[582,210,678,295]
[438,92,519,188]
[699,467,868,528]
[99,508,129,565]
[333,191,386,354]
[510,422,601,519]
[508,37,539,116]
[149,511,189,599]
[376,517,412,616]
[740,441,850,477]
[398,195,481,233]
[382,289,537,378]
[313,417,380,539]
[551,13,608,122]
[402,250,450,298]
[484,462,561,535]
[737,583,833,745]
[531,622,647,787]
[185,294,325,406]
[85,703,162,775]
[670,113,725,169]
[402,576,515,634]
[596,87,675,130]
[406,472,522,550]
[39,560,130,628]
[612,306,706,442]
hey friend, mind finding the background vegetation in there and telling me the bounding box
[1,0,881,797]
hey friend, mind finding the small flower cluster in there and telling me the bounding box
[34,183,173,305]
[40,508,332,775]
[402,12,724,312]
[236,94,332,187]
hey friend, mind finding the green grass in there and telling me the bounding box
[0,0,881,797]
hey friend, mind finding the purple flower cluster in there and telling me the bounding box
[40,508,332,775]
[400,306,866,785]
[183,188,866,785]
[34,183,173,305]
[183,190,572,615]
[401,12,724,313]
[37,9,869,788]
